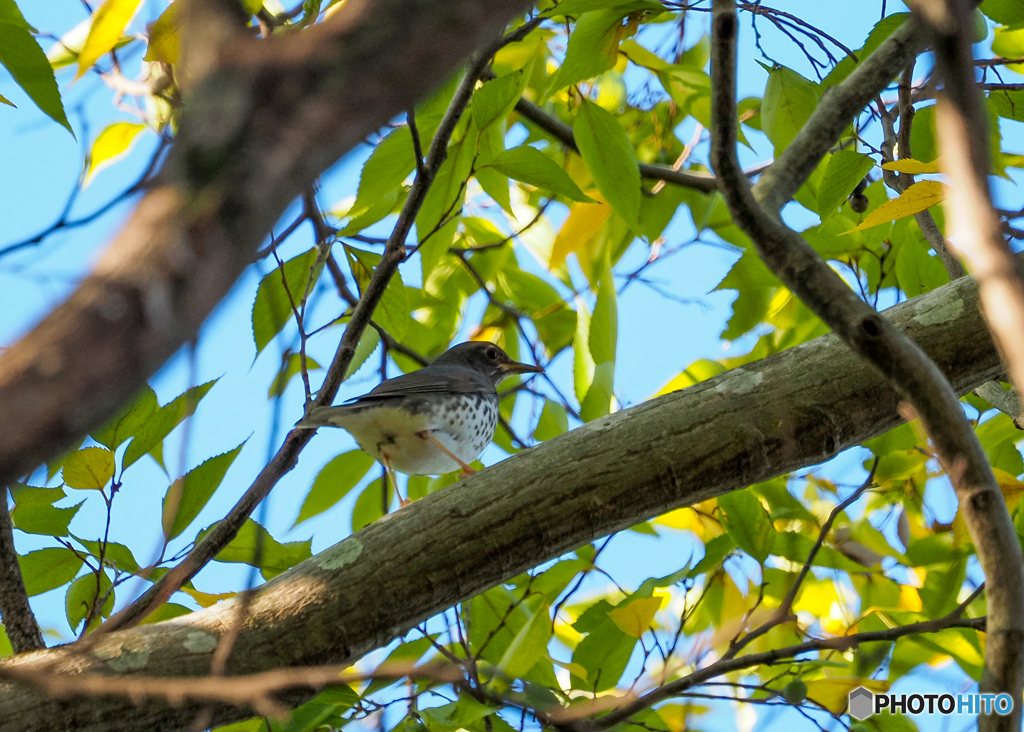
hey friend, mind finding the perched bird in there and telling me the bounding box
[295,341,543,504]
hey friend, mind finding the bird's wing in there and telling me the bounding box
[346,366,492,403]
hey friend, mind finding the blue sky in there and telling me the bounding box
[1,1,1007,729]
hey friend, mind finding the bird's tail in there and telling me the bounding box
[295,405,350,429]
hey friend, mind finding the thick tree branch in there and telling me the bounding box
[0,0,533,486]
[709,2,1024,728]
[0,270,1006,732]
[0,488,43,653]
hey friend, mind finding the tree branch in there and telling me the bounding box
[0,269,1006,732]
[0,0,533,485]
[709,2,1024,728]
[0,487,43,653]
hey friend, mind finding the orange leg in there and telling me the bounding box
[416,431,477,475]
[379,451,409,508]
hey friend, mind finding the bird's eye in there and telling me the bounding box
[486,348,499,360]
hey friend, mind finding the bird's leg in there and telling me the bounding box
[380,452,408,508]
[416,431,477,475]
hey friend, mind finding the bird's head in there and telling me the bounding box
[434,341,544,385]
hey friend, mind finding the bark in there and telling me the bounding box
[0,271,1003,732]
[0,488,44,653]
[0,0,533,487]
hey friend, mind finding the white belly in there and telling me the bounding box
[328,395,498,475]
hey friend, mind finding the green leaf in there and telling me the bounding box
[19,547,84,596]
[579,361,614,422]
[982,0,1024,25]
[534,400,569,441]
[269,353,321,398]
[717,490,775,563]
[497,595,552,680]
[294,450,376,527]
[11,485,82,536]
[344,327,381,380]
[65,571,113,631]
[573,98,641,232]
[343,245,410,339]
[0,0,72,133]
[72,537,140,573]
[471,70,527,132]
[416,132,475,278]
[337,186,403,237]
[122,380,217,469]
[545,10,622,95]
[76,0,144,79]
[85,122,145,185]
[548,0,661,15]
[589,248,618,365]
[816,151,875,219]
[162,441,246,540]
[62,447,114,490]
[351,126,416,216]
[0,625,11,657]
[351,477,392,533]
[760,65,821,154]
[252,248,323,356]
[485,145,593,202]
[363,637,436,696]
[142,1,180,64]
[573,298,595,403]
[570,601,637,691]
[92,384,159,450]
[198,519,312,580]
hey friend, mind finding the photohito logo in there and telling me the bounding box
[848,686,1014,720]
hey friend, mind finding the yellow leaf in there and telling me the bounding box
[609,596,664,638]
[654,359,726,396]
[86,122,146,184]
[846,180,945,233]
[897,584,922,612]
[179,587,238,608]
[143,2,180,65]
[62,447,115,490]
[77,0,145,79]
[549,656,588,682]
[805,678,888,714]
[550,195,610,270]
[654,500,723,539]
[881,158,941,175]
[993,467,1024,510]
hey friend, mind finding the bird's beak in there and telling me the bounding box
[501,360,545,375]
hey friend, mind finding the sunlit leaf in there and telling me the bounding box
[816,150,874,218]
[847,180,944,232]
[66,571,113,631]
[573,98,640,232]
[143,2,179,64]
[268,353,322,398]
[198,519,312,580]
[62,447,114,490]
[0,0,72,133]
[485,145,593,202]
[252,248,323,356]
[760,64,820,154]
[76,0,145,79]
[471,69,527,132]
[19,547,84,596]
[294,450,376,527]
[608,595,663,638]
[122,380,217,469]
[85,122,145,184]
[162,441,247,540]
[881,158,941,175]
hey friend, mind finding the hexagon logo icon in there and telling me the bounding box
[848,686,874,720]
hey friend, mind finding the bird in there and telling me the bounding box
[295,341,544,505]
